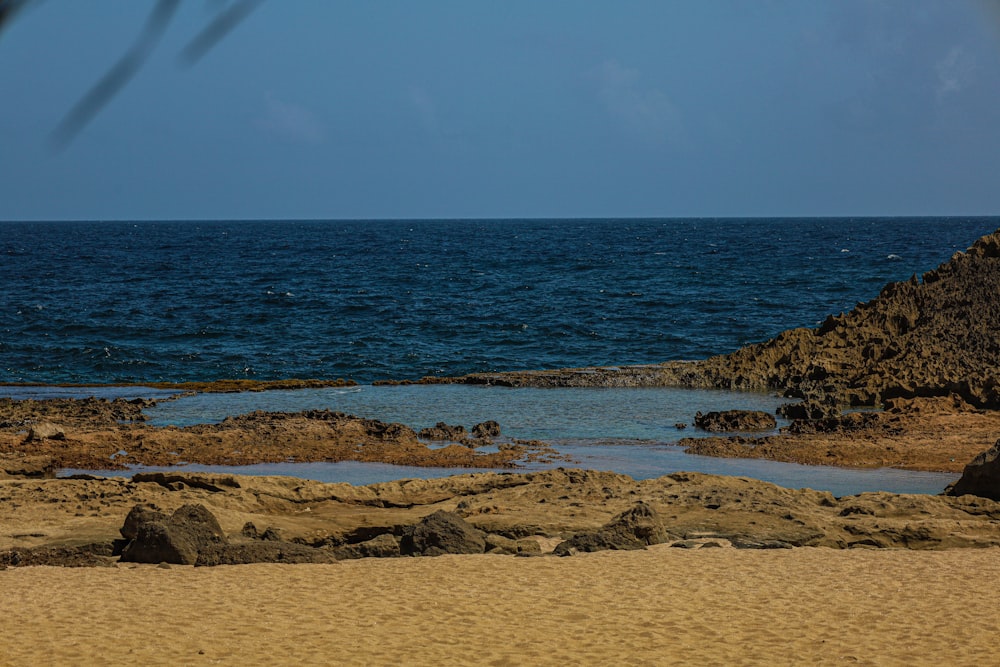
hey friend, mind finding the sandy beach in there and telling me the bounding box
[4,546,999,666]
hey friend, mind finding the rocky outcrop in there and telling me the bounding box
[472,421,501,438]
[0,397,149,428]
[694,410,777,432]
[418,422,468,441]
[194,541,335,566]
[26,422,65,441]
[448,229,1000,409]
[117,502,334,565]
[418,421,502,445]
[0,405,555,471]
[11,469,1000,565]
[946,440,1000,500]
[553,502,672,556]
[0,454,55,479]
[119,503,228,565]
[332,533,401,560]
[399,510,486,556]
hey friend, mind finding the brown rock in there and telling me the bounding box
[418,422,467,441]
[0,454,56,479]
[472,421,501,438]
[694,410,777,432]
[27,422,65,441]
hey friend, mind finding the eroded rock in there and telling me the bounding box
[946,440,1000,501]
[553,502,672,556]
[694,410,777,432]
[119,503,227,565]
[399,510,486,556]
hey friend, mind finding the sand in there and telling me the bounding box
[3,546,998,666]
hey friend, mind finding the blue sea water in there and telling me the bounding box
[3,217,995,494]
[2,217,996,384]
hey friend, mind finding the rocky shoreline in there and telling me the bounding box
[6,467,1000,569]
[0,397,565,474]
[4,229,1000,565]
[429,229,1000,410]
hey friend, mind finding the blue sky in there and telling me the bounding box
[2,1,999,220]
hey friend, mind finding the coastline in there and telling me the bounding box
[3,229,1000,568]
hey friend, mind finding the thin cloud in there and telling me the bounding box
[256,93,326,144]
[935,45,976,99]
[593,59,683,146]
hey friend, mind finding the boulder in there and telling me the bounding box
[120,504,168,541]
[119,503,227,565]
[472,421,501,438]
[553,502,672,556]
[694,410,777,432]
[26,422,65,441]
[946,440,1000,500]
[399,510,486,556]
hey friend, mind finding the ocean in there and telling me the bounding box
[2,217,996,385]
[3,217,996,494]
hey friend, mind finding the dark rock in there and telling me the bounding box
[418,422,468,441]
[472,421,501,438]
[120,504,168,540]
[260,527,282,541]
[195,541,335,566]
[946,440,1000,500]
[694,410,777,432]
[777,400,840,421]
[119,503,227,565]
[0,543,115,568]
[730,537,794,549]
[399,510,486,556]
[553,502,672,556]
[332,533,400,560]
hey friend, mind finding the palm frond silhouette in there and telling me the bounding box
[0,0,263,149]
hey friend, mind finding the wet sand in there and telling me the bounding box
[3,546,998,666]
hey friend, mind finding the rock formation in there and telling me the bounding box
[946,440,1000,501]
[450,229,1000,409]
[399,510,486,557]
[553,502,672,555]
[694,410,777,432]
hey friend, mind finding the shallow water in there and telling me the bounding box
[143,384,790,440]
[38,383,959,496]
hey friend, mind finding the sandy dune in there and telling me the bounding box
[4,546,998,666]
